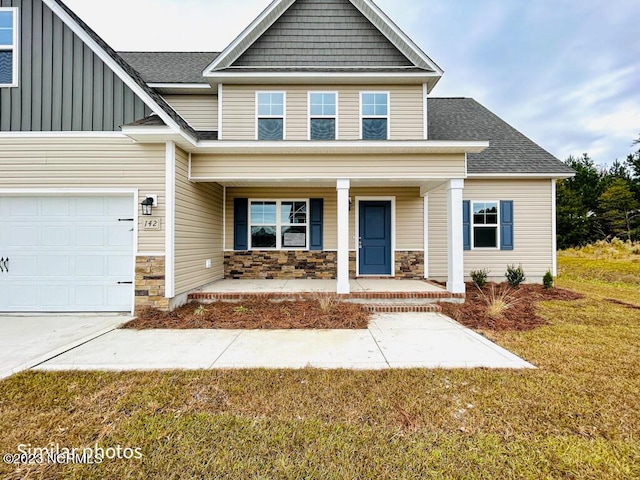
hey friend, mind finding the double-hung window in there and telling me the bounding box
[472,202,499,248]
[250,200,308,249]
[256,92,285,140]
[309,92,337,140]
[361,92,389,140]
[0,8,18,87]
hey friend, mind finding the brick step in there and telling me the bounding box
[361,303,442,313]
[188,291,464,302]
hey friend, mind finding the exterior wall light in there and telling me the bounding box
[141,196,155,216]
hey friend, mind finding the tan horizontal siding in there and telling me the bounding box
[192,153,465,179]
[0,137,165,253]
[222,84,424,140]
[163,95,218,131]
[174,147,224,295]
[428,179,554,281]
[225,186,422,251]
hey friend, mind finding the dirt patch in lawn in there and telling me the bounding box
[439,283,583,331]
[123,297,371,330]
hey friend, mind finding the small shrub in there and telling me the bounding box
[479,285,519,319]
[233,305,248,314]
[193,305,206,316]
[505,264,526,288]
[470,269,490,288]
[543,270,554,289]
[315,293,341,312]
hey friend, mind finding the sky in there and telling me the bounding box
[64,0,640,167]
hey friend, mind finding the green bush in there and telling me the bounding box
[470,268,489,288]
[505,264,526,288]
[543,270,554,289]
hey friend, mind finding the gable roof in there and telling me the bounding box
[204,0,443,84]
[45,0,197,140]
[428,98,575,176]
[119,52,219,84]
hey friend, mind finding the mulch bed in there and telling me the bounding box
[439,283,583,331]
[123,298,371,330]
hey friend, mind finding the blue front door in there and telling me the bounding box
[358,201,392,275]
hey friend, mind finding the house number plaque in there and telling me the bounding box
[143,218,161,230]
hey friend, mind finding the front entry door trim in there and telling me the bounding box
[355,196,396,277]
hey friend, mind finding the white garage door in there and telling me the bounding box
[0,195,135,312]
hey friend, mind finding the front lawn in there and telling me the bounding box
[1,248,639,479]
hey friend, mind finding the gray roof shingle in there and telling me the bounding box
[428,98,574,175]
[118,52,220,84]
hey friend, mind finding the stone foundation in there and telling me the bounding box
[395,251,425,279]
[224,250,425,280]
[225,251,337,279]
[135,256,169,311]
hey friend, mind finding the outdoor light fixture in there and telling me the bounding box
[141,196,155,216]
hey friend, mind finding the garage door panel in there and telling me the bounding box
[0,196,135,312]
[42,197,71,216]
[76,226,107,247]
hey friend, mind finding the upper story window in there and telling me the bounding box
[256,92,285,140]
[0,8,18,87]
[361,92,389,140]
[309,92,337,140]
[472,201,499,248]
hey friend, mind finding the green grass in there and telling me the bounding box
[1,247,639,479]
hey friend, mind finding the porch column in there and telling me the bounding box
[446,179,465,294]
[336,179,351,294]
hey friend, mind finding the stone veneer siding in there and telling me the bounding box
[224,251,424,279]
[135,256,169,311]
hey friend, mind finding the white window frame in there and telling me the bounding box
[308,91,338,140]
[359,91,390,140]
[249,199,309,250]
[255,91,286,140]
[0,7,19,88]
[471,200,500,250]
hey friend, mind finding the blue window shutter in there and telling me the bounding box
[500,200,514,251]
[463,200,471,251]
[310,198,324,250]
[234,198,248,250]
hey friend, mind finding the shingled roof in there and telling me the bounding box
[119,52,220,84]
[428,98,574,175]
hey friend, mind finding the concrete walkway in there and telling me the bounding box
[0,314,128,380]
[35,313,534,371]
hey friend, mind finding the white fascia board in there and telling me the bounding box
[148,83,212,90]
[204,71,441,83]
[193,140,489,155]
[42,0,196,145]
[0,132,126,138]
[203,0,292,73]
[467,172,576,179]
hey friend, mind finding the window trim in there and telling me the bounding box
[0,7,19,88]
[255,91,286,140]
[249,198,309,250]
[471,200,500,250]
[307,91,338,140]
[359,91,390,140]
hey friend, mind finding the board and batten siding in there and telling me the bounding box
[192,153,465,180]
[174,147,224,295]
[163,95,218,131]
[428,179,554,282]
[225,186,423,251]
[0,137,166,252]
[221,85,424,141]
[0,0,152,132]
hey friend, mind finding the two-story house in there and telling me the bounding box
[0,0,574,313]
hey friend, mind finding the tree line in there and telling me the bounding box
[557,135,640,249]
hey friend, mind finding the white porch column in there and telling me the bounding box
[446,179,465,294]
[336,179,351,294]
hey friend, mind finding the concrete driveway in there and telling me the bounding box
[0,314,129,380]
